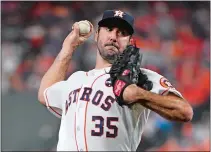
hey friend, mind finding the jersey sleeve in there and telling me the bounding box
[141,68,183,98]
[44,81,67,118]
[43,71,87,118]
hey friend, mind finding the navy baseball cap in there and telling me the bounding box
[98,10,134,35]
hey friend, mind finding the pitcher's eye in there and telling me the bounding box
[118,30,129,37]
[106,27,113,32]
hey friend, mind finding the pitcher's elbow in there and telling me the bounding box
[183,105,193,122]
[38,90,46,105]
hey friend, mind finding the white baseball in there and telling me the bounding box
[78,20,91,36]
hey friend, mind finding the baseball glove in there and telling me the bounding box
[109,45,153,106]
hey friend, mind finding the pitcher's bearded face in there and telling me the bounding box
[95,26,131,64]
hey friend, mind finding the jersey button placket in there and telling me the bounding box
[77,126,80,131]
[75,101,85,151]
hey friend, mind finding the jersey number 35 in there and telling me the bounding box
[91,116,119,138]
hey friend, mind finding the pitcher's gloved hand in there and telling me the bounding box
[109,45,153,106]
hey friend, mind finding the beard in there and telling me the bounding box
[97,40,121,64]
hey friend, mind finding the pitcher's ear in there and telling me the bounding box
[129,37,136,46]
[94,29,98,42]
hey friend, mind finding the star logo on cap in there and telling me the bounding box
[114,10,124,18]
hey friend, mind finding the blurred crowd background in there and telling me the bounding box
[1,1,210,151]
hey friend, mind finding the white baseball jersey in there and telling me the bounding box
[43,67,183,151]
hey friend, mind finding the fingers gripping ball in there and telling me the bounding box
[78,20,91,36]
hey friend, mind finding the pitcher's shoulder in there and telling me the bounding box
[140,68,164,78]
[67,70,88,81]
[140,68,175,89]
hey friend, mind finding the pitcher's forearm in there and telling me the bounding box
[38,21,93,105]
[134,87,193,122]
[38,48,74,101]
[137,88,184,109]
[43,51,72,83]
[138,99,191,122]
[123,85,193,122]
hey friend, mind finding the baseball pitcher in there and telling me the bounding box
[38,10,193,151]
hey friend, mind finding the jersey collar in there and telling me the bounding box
[88,67,111,76]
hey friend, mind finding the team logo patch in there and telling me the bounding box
[105,78,112,87]
[160,77,173,88]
